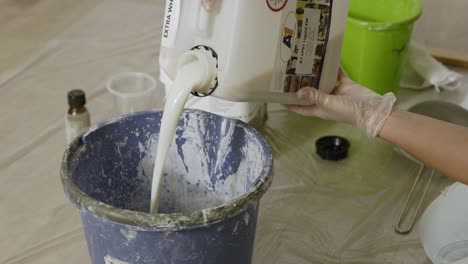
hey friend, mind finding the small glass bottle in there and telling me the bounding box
[66,90,91,143]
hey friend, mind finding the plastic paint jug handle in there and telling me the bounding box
[192,1,211,37]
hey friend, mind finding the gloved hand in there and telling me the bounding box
[285,69,397,137]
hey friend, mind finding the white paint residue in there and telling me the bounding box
[104,255,129,264]
[120,229,137,244]
[138,142,145,153]
[202,209,208,224]
[243,212,250,226]
[233,221,239,234]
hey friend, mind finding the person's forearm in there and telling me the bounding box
[379,108,468,184]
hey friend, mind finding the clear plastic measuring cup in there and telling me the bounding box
[107,72,164,115]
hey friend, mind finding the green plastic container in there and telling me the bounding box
[341,0,423,95]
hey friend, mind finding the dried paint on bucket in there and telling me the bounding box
[143,115,265,214]
[61,110,273,229]
[61,110,273,263]
[105,255,129,264]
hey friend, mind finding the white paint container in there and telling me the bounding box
[159,0,350,121]
[420,183,468,264]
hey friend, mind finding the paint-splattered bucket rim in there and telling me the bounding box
[61,109,273,231]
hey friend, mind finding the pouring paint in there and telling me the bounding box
[150,48,218,213]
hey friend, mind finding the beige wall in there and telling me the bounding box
[413,0,468,53]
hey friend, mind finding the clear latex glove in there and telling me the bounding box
[285,69,397,138]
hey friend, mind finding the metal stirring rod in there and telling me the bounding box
[394,164,434,234]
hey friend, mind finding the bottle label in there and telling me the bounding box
[270,0,333,93]
[65,112,91,143]
[161,0,181,48]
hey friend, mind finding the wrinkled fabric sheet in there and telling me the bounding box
[1,0,463,263]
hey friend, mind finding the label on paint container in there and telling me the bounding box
[161,0,181,48]
[270,0,333,93]
[266,0,288,12]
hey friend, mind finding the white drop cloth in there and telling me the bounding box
[1,1,467,263]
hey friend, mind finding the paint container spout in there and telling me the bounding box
[176,46,218,96]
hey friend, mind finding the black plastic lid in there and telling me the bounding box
[67,89,86,108]
[315,136,350,161]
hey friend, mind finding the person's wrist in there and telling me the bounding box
[378,107,403,139]
[363,92,397,138]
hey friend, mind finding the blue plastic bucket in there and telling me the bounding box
[61,109,273,264]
